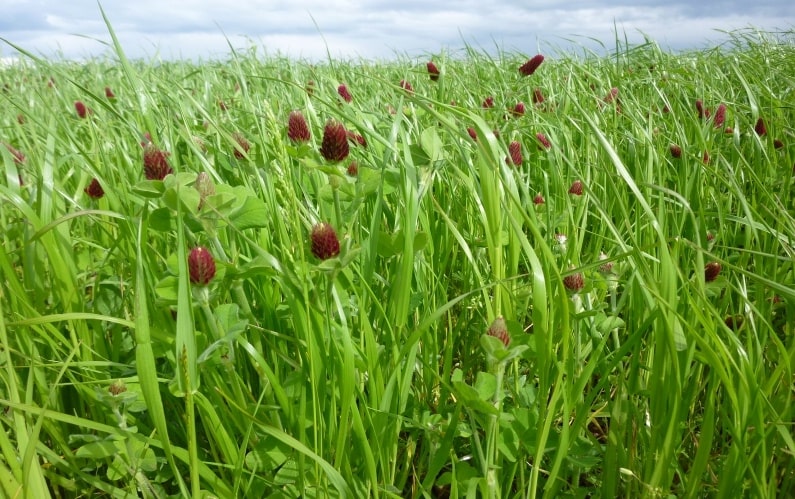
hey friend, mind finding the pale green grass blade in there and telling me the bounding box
[132,208,189,497]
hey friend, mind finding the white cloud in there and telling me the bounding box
[0,0,792,61]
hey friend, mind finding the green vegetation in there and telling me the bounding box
[1,23,794,498]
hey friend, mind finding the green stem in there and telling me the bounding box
[486,360,506,498]
[332,184,343,228]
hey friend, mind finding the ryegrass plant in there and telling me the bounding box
[1,24,794,498]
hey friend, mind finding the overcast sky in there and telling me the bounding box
[1,0,794,62]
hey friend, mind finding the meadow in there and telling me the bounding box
[1,21,794,498]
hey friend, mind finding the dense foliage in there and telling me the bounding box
[1,25,794,498]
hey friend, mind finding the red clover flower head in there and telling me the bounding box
[598,252,614,274]
[713,103,726,128]
[427,61,440,81]
[84,178,104,199]
[568,179,583,196]
[194,172,215,210]
[511,102,525,117]
[337,84,352,103]
[188,246,216,286]
[519,54,544,76]
[487,316,510,347]
[143,144,173,180]
[287,110,311,143]
[533,87,545,104]
[563,268,585,293]
[232,132,250,159]
[754,117,767,136]
[695,99,706,119]
[347,131,367,148]
[533,193,545,206]
[74,101,90,119]
[399,79,414,93]
[482,96,494,109]
[704,261,721,282]
[105,86,116,99]
[506,141,523,166]
[311,222,341,260]
[536,132,551,149]
[669,144,682,159]
[319,120,350,162]
[3,143,25,164]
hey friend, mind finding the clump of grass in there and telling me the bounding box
[1,24,794,499]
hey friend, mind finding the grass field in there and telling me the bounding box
[1,21,794,498]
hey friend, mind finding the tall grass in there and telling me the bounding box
[1,25,794,498]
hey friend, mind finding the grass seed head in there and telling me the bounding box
[189,246,216,286]
[320,120,350,162]
[311,222,341,260]
[519,54,544,76]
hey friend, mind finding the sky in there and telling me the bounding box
[1,0,794,63]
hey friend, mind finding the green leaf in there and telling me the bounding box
[474,371,497,401]
[451,369,498,415]
[595,314,625,334]
[76,439,121,460]
[132,179,166,198]
[149,206,173,232]
[228,194,269,230]
[420,127,444,162]
[154,276,178,303]
[244,435,292,472]
[673,319,687,351]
